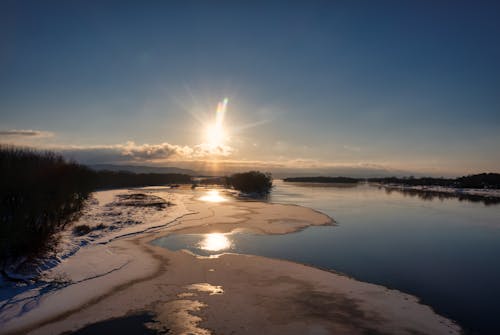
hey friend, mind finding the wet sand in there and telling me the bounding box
[0,188,461,335]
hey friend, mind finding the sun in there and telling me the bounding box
[205,123,226,147]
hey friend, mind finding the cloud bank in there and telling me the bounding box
[59,141,233,164]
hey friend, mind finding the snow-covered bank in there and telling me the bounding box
[0,188,192,324]
[0,187,461,335]
[1,189,191,281]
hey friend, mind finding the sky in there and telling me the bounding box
[1,0,499,176]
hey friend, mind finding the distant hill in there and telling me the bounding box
[89,164,197,175]
[284,176,360,183]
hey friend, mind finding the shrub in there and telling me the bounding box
[73,223,107,236]
[227,171,273,194]
[0,146,95,262]
[73,224,92,236]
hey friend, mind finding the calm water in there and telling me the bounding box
[153,181,500,335]
[70,313,158,335]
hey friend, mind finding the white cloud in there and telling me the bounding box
[57,141,233,164]
[121,141,190,160]
[0,129,54,138]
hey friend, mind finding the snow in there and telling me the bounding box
[0,188,192,325]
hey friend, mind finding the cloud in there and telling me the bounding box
[192,143,234,157]
[121,141,190,160]
[57,141,233,164]
[120,141,233,160]
[0,129,54,138]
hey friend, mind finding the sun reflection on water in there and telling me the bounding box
[198,233,232,252]
[199,189,227,203]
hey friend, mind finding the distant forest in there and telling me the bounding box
[94,170,191,189]
[0,146,192,263]
[284,174,500,189]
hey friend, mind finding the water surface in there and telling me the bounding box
[154,181,500,334]
[69,313,159,335]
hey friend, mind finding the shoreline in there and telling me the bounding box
[0,188,461,335]
[279,179,500,201]
[376,183,500,200]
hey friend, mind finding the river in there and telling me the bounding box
[154,180,500,334]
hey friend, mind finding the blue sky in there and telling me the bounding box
[1,0,499,176]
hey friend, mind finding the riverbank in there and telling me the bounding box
[0,187,461,335]
[376,183,500,200]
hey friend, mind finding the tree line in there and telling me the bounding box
[367,174,500,189]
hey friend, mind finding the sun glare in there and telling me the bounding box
[199,189,227,202]
[204,98,229,148]
[205,124,226,147]
[199,233,232,252]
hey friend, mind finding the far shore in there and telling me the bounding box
[0,187,461,335]
[281,177,500,202]
[282,173,500,200]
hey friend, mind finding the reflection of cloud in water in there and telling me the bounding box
[152,284,223,335]
[199,189,227,203]
[187,282,224,295]
[154,299,210,335]
[198,233,232,252]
